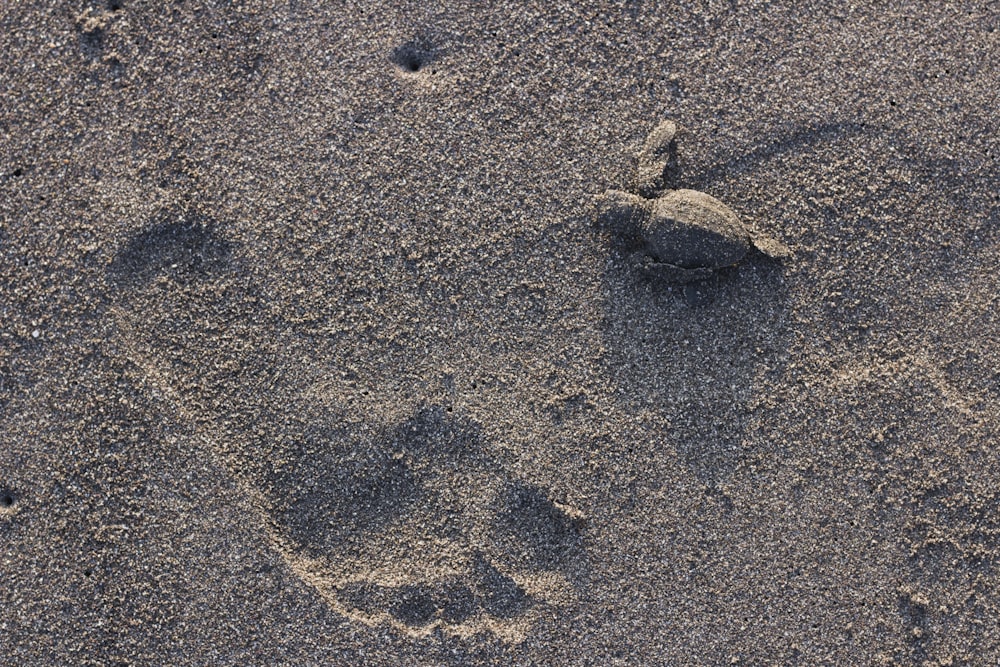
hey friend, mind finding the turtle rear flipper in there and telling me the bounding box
[749,231,791,259]
[594,190,651,234]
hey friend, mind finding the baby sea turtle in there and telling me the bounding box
[597,120,789,284]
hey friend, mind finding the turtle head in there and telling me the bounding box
[594,190,651,235]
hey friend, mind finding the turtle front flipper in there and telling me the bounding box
[635,120,681,198]
[748,230,792,259]
[595,190,652,234]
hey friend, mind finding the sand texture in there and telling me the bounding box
[1,1,999,665]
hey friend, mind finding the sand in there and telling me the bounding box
[1,1,998,664]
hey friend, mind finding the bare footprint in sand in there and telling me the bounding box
[266,406,586,638]
[106,216,586,639]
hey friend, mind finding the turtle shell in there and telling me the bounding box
[641,189,751,270]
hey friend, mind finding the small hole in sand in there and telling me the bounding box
[390,43,434,74]
[398,54,421,72]
[1,494,14,508]
[107,0,123,10]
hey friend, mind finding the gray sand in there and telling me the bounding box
[1,2,998,665]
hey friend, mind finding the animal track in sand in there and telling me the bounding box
[809,353,1000,662]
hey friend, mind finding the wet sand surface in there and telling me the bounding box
[1,2,998,665]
